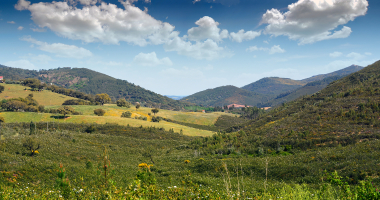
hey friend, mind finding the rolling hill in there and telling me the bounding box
[0,65,192,110]
[180,85,265,107]
[182,65,363,107]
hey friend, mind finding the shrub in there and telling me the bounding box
[116,99,131,108]
[94,109,106,116]
[151,116,162,122]
[0,116,4,123]
[85,125,96,133]
[22,137,41,156]
[121,111,132,118]
[38,105,45,113]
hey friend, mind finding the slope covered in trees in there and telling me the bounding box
[181,85,266,107]
[0,65,192,110]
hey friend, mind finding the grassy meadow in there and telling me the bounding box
[0,83,77,106]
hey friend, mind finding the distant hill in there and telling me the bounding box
[182,65,364,107]
[0,65,192,110]
[241,77,304,97]
[181,85,265,107]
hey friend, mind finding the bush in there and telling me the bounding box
[0,116,4,123]
[94,109,105,116]
[151,116,162,122]
[38,105,45,113]
[121,111,132,118]
[116,99,131,108]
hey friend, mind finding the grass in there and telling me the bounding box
[0,83,77,106]
[0,112,215,137]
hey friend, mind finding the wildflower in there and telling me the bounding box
[184,160,190,164]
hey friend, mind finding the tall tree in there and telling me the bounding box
[0,85,4,93]
[151,108,159,115]
[95,93,111,106]
[135,103,140,111]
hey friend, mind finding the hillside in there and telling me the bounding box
[300,64,363,83]
[241,77,305,97]
[224,60,380,150]
[0,83,78,106]
[180,85,266,107]
[182,65,363,108]
[0,65,192,110]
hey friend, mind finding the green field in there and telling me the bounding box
[0,83,77,106]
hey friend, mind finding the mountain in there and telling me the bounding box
[241,77,305,97]
[182,65,364,107]
[0,65,193,110]
[227,60,380,145]
[300,64,364,83]
[181,85,265,107]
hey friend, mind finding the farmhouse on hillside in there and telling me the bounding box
[0,76,3,83]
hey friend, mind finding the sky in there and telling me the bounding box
[0,0,379,96]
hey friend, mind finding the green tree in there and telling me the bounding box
[95,93,111,106]
[0,85,4,93]
[22,78,41,90]
[121,111,132,118]
[135,103,141,111]
[116,99,130,108]
[151,108,159,115]
[57,106,75,118]
[0,116,4,123]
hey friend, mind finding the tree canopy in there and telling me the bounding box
[57,106,75,117]
[95,93,111,105]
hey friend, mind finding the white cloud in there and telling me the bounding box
[193,0,240,6]
[365,52,372,56]
[21,36,93,59]
[230,29,261,43]
[330,51,343,58]
[246,45,285,54]
[187,16,228,42]
[15,0,176,46]
[7,21,15,24]
[164,37,232,60]
[193,0,201,3]
[5,60,35,69]
[261,0,368,44]
[31,28,46,32]
[18,26,24,30]
[346,52,365,60]
[263,40,269,44]
[23,54,54,64]
[133,52,173,66]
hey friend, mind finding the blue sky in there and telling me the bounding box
[0,0,379,96]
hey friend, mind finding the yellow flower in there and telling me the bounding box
[184,160,190,164]
[138,163,148,168]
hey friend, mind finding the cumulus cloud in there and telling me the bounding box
[164,37,232,60]
[18,26,24,30]
[261,0,368,44]
[133,52,173,66]
[346,52,365,60]
[15,0,176,46]
[365,52,372,56]
[230,29,261,43]
[21,36,93,59]
[187,16,228,42]
[330,51,343,58]
[246,45,285,54]
[5,60,35,69]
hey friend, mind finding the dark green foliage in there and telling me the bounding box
[214,115,248,130]
[22,78,42,90]
[85,125,96,133]
[56,164,71,199]
[163,118,220,132]
[121,111,132,118]
[151,116,162,122]
[116,99,130,108]
[94,109,105,116]
[62,99,91,105]
[151,108,159,115]
[57,106,75,117]
[0,116,4,123]
[0,85,4,93]
[30,121,36,135]
[181,85,265,107]
[22,137,40,156]
[38,105,45,112]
